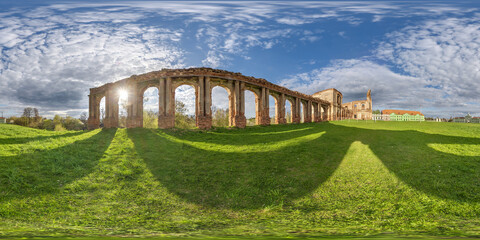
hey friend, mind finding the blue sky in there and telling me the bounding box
[1,1,480,118]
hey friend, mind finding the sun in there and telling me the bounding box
[118,89,129,101]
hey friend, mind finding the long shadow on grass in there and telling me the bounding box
[130,122,480,209]
[0,130,87,145]
[351,124,480,203]
[171,124,319,146]
[0,129,116,200]
[128,123,351,209]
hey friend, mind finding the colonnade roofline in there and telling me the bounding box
[90,67,330,105]
[88,67,335,130]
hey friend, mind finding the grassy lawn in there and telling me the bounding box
[0,121,479,238]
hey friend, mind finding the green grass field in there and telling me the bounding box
[0,121,479,239]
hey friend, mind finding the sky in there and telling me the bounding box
[1,0,480,119]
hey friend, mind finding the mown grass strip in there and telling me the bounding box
[0,122,479,238]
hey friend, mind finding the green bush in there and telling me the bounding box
[143,110,158,128]
[175,100,196,129]
[212,107,229,127]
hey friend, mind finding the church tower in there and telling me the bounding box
[367,89,372,110]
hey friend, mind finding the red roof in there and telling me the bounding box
[0,117,5,119]
[382,109,424,116]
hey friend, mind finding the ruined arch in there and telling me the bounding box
[174,82,197,128]
[312,102,319,122]
[269,95,276,124]
[94,95,106,128]
[285,96,298,123]
[269,92,285,124]
[210,79,234,126]
[321,105,328,121]
[142,86,159,128]
[285,98,293,123]
[300,100,309,123]
[244,86,260,126]
[210,85,231,127]
[88,68,332,130]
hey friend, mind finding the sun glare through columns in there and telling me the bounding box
[118,89,128,128]
[118,89,128,102]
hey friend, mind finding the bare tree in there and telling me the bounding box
[79,112,88,125]
[22,107,34,126]
[22,107,33,118]
[33,108,42,124]
[100,107,105,123]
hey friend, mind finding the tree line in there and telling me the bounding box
[143,100,230,129]
[6,102,230,131]
[7,107,86,131]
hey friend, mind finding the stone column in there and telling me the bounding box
[135,85,144,127]
[104,87,119,128]
[276,94,286,124]
[126,84,142,128]
[320,105,325,121]
[313,103,319,122]
[196,76,212,130]
[228,81,235,126]
[302,101,307,123]
[327,105,331,121]
[305,100,312,123]
[292,97,300,123]
[205,77,212,117]
[158,77,175,128]
[329,104,334,121]
[233,80,246,128]
[259,87,270,125]
[158,77,166,118]
[87,93,100,129]
[103,89,111,128]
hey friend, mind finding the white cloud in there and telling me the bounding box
[202,50,229,69]
[279,59,431,110]
[377,17,480,105]
[143,87,159,112]
[277,17,312,25]
[1,1,479,118]
[372,15,383,22]
[0,7,184,118]
[280,16,480,117]
[211,86,229,111]
[199,25,295,67]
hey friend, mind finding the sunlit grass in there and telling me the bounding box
[0,121,479,238]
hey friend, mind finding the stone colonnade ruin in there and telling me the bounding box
[87,68,332,130]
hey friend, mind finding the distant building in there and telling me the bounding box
[453,114,480,123]
[312,88,344,120]
[312,89,372,120]
[342,89,373,120]
[372,109,425,121]
[372,114,390,121]
[0,117,5,124]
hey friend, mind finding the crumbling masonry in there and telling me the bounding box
[88,68,371,129]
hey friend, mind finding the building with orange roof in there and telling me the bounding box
[378,109,425,121]
[382,109,423,116]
